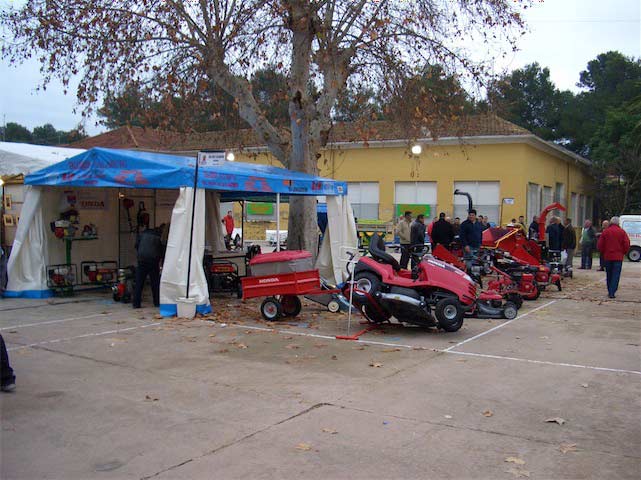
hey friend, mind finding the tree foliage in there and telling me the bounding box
[1,122,86,145]
[2,0,527,251]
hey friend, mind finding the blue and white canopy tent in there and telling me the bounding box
[5,148,357,316]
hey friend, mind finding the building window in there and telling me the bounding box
[394,181,437,220]
[542,186,553,209]
[571,192,578,223]
[347,182,379,220]
[453,181,500,224]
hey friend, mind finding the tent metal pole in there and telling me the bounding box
[186,161,199,299]
[276,193,280,252]
[240,200,244,249]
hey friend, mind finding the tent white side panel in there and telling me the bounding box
[316,196,359,285]
[5,186,64,297]
[205,191,226,252]
[159,187,211,316]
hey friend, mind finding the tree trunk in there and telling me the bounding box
[286,4,318,256]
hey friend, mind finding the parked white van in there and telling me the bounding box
[620,215,641,262]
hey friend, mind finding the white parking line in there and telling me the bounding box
[443,300,556,352]
[7,322,162,351]
[447,350,641,376]
[0,313,111,331]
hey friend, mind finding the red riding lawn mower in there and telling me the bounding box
[344,235,520,333]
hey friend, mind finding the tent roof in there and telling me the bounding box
[25,147,347,199]
[0,142,86,176]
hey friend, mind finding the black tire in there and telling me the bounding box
[353,271,390,323]
[281,295,302,317]
[506,293,523,310]
[503,301,518,320]
[628,247,641,262]
[260,297,282,321]
[435,297,464,332]
[112,292,121,302]
[236,284,243,299]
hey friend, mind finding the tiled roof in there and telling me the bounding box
[70,114,531,152]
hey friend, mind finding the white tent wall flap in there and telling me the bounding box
[205,190,226,252]
[5,186,65,297]
[159,187,211,316]
[315,196,359,285]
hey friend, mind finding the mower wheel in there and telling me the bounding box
[281,295,302,317]
[260,297,283,321]
[435,297,464,332]
[236,284,243,299]
[327,299,340,313]
[112,293,121,302]
[503,301,519,320]
[506,293,523,310]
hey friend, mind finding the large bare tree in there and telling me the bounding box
[2,0,528,252]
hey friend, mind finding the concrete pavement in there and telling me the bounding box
[1,263,639,479]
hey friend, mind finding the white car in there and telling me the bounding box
[266,230,288,246]
[620,215,641,262]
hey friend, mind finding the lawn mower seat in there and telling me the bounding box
[369,234,401,271]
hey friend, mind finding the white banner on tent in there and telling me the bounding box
[198,150,225,167]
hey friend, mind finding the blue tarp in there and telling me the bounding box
[25,147,347,198]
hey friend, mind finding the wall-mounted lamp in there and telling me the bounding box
[226,152,235,162]
[411,144,422,156]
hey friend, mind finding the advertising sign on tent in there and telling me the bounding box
[198,150,225,167]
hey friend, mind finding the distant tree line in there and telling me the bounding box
[1,122,87,146]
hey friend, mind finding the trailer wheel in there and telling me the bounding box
[260,297,282,321]
[503,301,518,320]
[281,295,302,317]
[628,247,641,262]
[506,293,523,309]
[327,299,341,313]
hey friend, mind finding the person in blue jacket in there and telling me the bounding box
[459,209,484,269]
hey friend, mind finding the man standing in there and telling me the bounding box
[133,213,164,309]
[452,217,461,238]
[431,212,454,250]
[518,215,526,230]
[597,220,609,271]
[460,209,484,270]
[579,219,596,269]
[410,214,426,269]
[1,334,16,392]
[561,218,576,272]
[528,215,539,240]
[546,216,563,252]
[223,210,235,250]
[396,211,412,269]
[597,217,630,299]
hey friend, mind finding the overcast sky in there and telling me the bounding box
[0,0,639,137]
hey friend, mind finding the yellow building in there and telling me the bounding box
[73,114,594,228]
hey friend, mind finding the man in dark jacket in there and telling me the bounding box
[528,215,539,240]
[561,218,576,272]
[410,214,426,269]
[460,209,484,269]
[546,216,563,251]
[597,217,630,298]
[430,212,454,250]
[133,213,165,309]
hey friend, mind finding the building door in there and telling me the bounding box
[394,181,437,220]
[453,181,500,224]
[347,182,379,220]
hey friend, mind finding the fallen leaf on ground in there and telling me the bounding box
[444,415,453,419]
[285,344,301,350]
[505,467,530,478]
[183,336,198,342]
[322,428,338,434]
[282,336,294,340]
[295,443,312,451]
[313,344,328,348]
[545,417,566,425]
[331,355,338,360]
[354,346,367,350]
[144,395,159,402]
[235,343,248,349]
[369,362,383,368]
[209,333,216,337]
[559,443,578,454]
[504,457,526,465]
[218,348,229,353]
[580,383,589,388]
[244,330,253,334]
[154,314,163,319]
[482,410,494,417]
[382,348,402,352]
